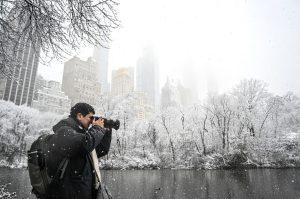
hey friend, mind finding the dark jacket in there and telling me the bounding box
[45,117,112,199]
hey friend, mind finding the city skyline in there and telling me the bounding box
[38,0,300,99]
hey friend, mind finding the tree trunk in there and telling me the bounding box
[162,116,176,162]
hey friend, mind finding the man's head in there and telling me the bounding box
[70,103,95,129]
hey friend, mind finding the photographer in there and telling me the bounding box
[45,102,114,199]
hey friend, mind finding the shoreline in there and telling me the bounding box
[1,164,299,170]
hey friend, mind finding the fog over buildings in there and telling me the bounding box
[36,0,300,102]
[0,3,300,197]
[136,47,160,108]
[93,46,110,93]
[111,67,134,97]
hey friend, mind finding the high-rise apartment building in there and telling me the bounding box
[62,56,101,106]
[133,91,154,120]
[32,80,71,114]
[93,46,109,93]
[1,38,40,106]
[111,67,134,97]
[33,75,47,100]
[136,47,159,108]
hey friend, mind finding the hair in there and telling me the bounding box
[70,102,95,119]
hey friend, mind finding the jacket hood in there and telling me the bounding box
[52,117,85,133]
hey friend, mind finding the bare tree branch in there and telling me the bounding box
[0,0,120,78]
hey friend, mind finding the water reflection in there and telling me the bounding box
[102,169,300,199]
[0,168,299,199]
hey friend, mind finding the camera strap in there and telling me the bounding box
[89,150,102,189]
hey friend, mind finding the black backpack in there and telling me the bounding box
[27,134,69,199]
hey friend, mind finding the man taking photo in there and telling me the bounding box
[45,102,112,199]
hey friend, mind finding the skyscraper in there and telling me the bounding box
[136,47,159,108]
[161,78,198,109]
[111,67,134,97]
[161,78,180,109]
[1,38,40,106]
[32,80,71,114]
[93,46,109,93]
[62,56,101,107]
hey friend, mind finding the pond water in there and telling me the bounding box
[0,168,299,199]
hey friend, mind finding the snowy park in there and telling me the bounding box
[1,79,299,170]
[1,0,300,198]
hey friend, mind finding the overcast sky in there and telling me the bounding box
[38,0,300,99]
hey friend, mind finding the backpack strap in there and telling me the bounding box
[40,134,69,183]
[59,158,69,179]
[50,157,69,184]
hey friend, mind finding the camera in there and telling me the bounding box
[92,116,120,130]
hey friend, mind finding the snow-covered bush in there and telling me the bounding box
[1,79,299,169]
[0,100,62,168]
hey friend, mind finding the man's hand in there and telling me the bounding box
[92,118,104,128]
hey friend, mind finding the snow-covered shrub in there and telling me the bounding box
[0,100,62,168]
[1,78,300,169]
